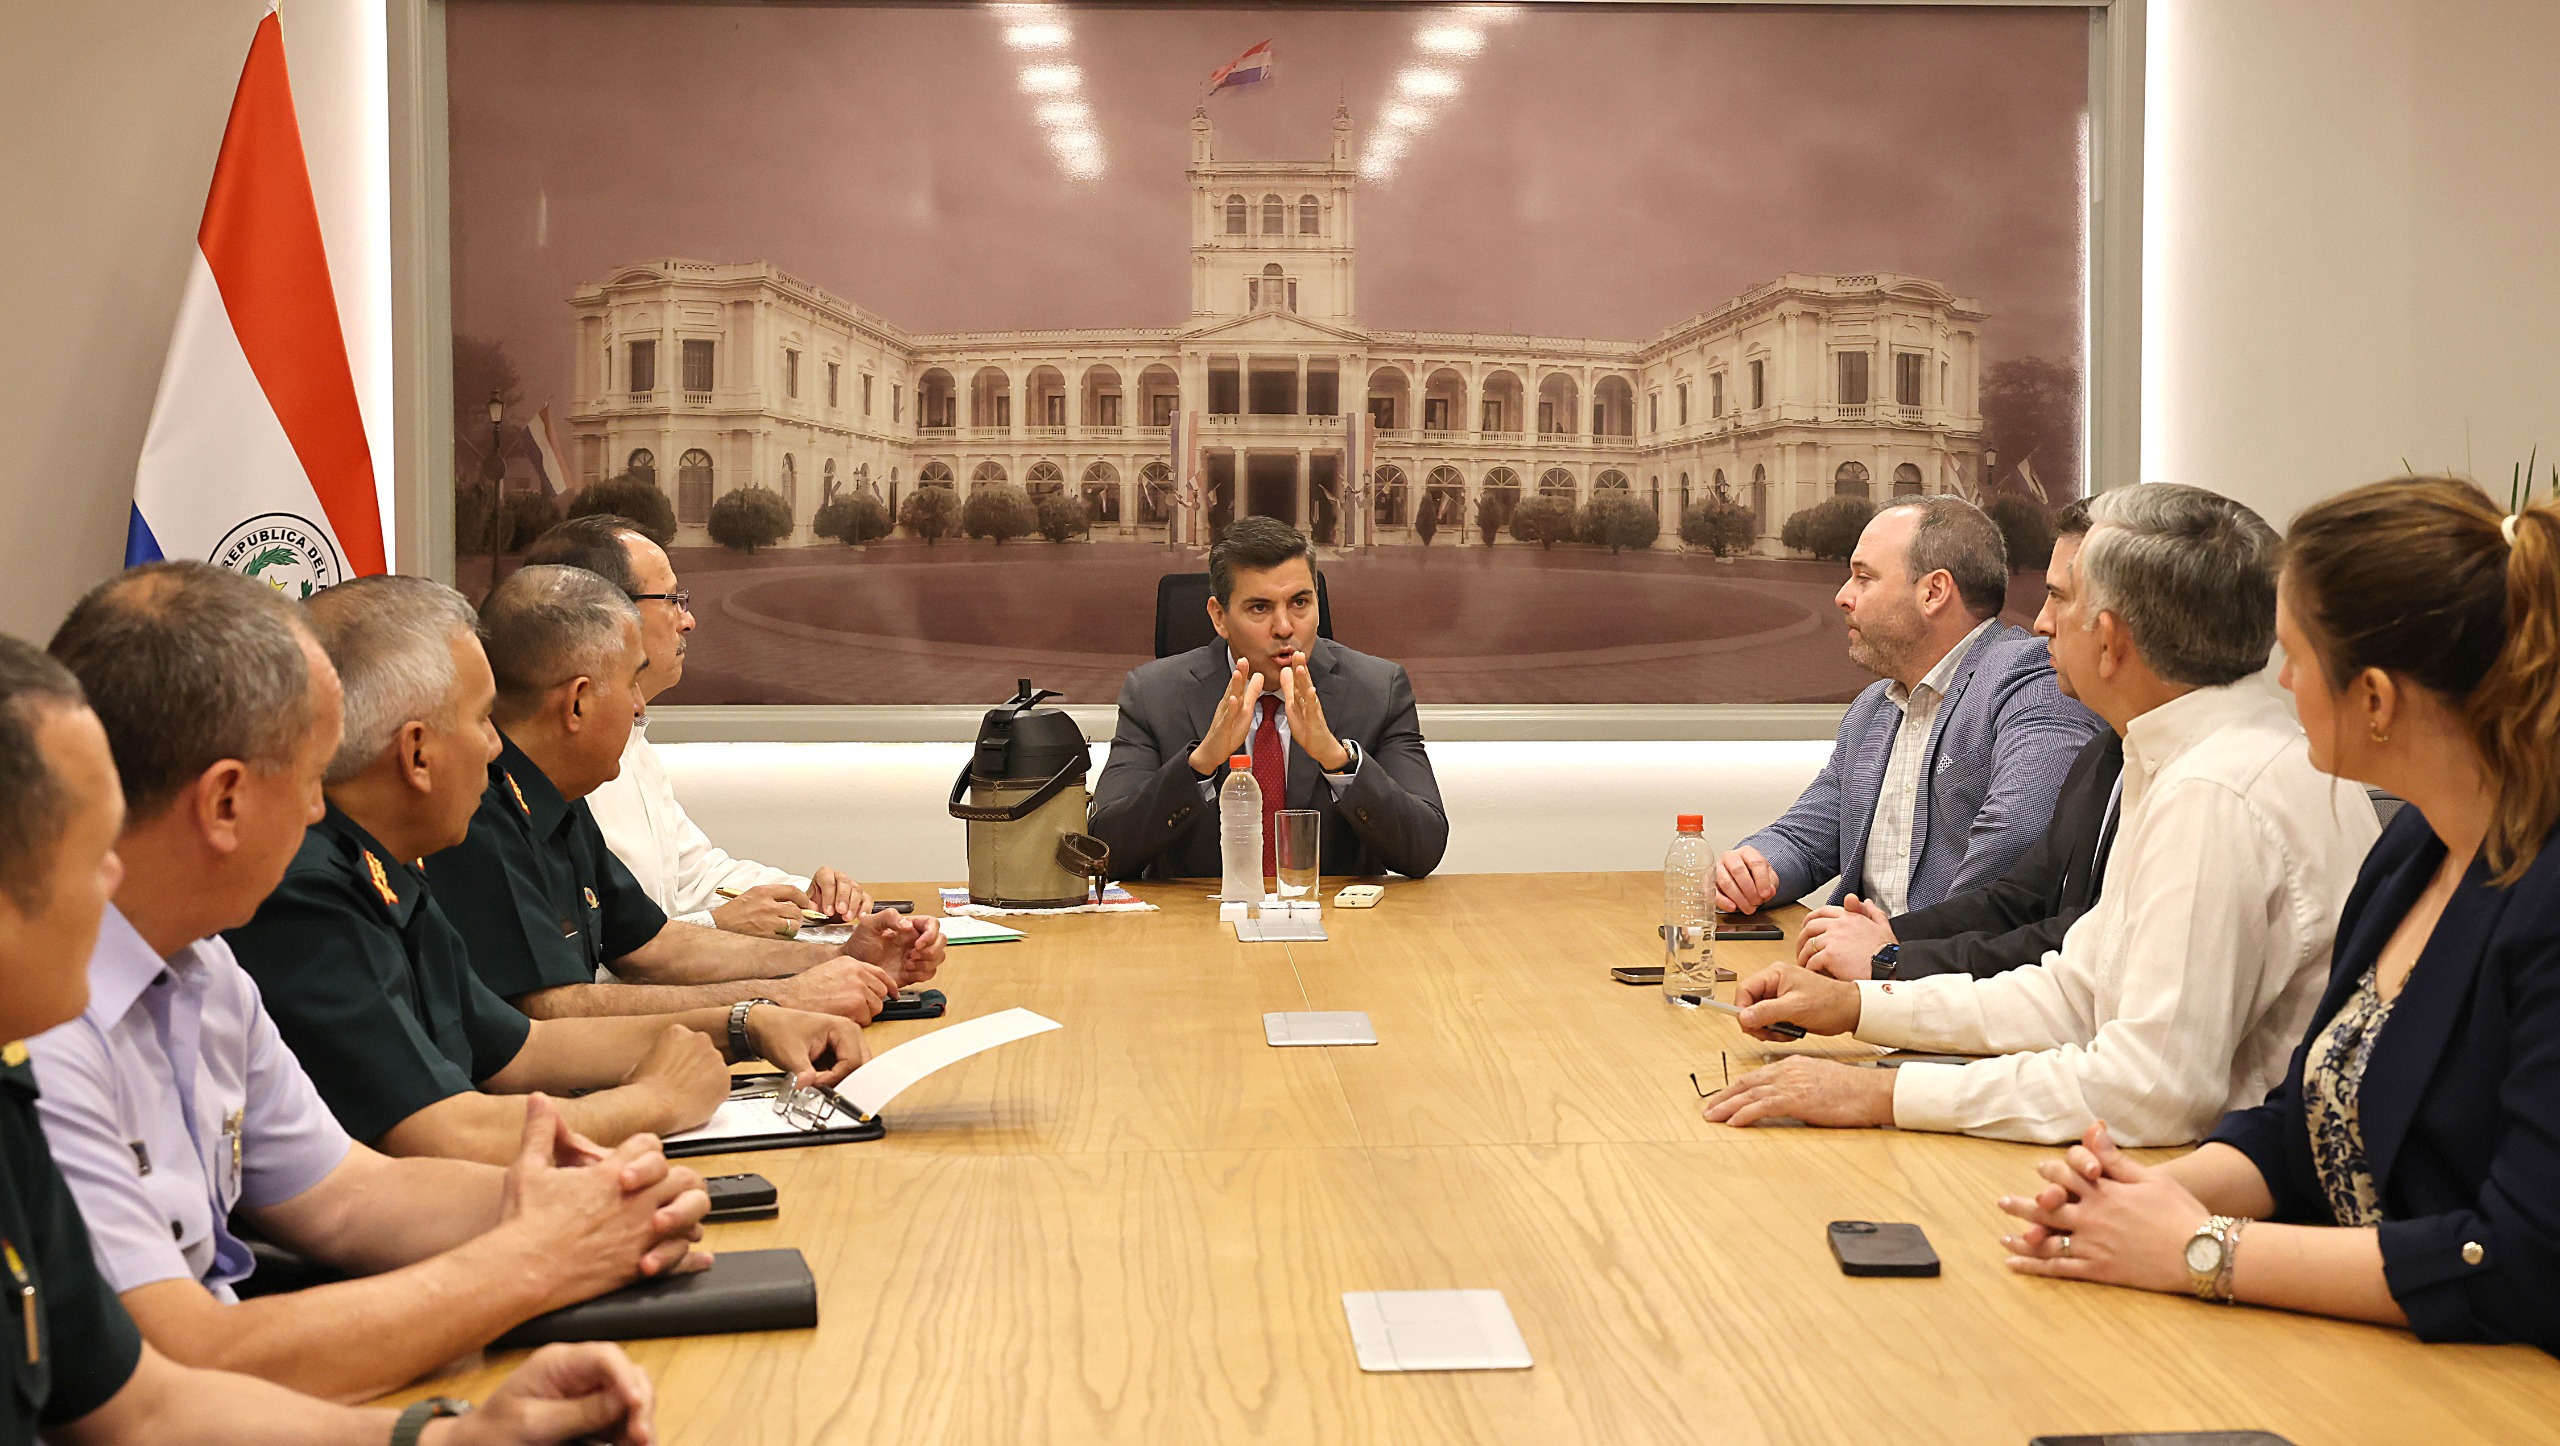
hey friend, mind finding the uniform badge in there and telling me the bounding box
[506,772,531,815]
[0,1041,24,1068]
[583,886,600,910]
[362,850,400,908]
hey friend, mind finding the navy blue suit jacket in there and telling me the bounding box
[1739,624,2103,909]
[2210,808,2560,1352]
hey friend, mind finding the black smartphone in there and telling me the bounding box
[1717,913,1787,941]
[2031,1436,2298,1446]
[872,899,916,914]
[1827,1220,1940,1277]
[702,1172,778,1222]
[1610,965,1665,985]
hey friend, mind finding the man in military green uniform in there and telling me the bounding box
[230,576,873,1165]
[428,566,944,1022]
[0,633,656,1446]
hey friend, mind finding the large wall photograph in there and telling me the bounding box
[446,2,2091,707]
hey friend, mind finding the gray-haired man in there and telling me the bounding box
[426,566,942,1022]
[1709,485,2380,1146]
[225,576,870,1166]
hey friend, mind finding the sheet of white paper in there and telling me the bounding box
[795,914,1024,948]
[661,1093,828,1147]
[832,1007,1061,1119]
[1263,1012,1378,1047]
[935,915,1026,945]
[1342,1290,1533,1372]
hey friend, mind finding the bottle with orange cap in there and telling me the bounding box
[1664,814,1717,1005]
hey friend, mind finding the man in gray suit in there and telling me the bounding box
[1714,496,2103,927]
[1091,517,1448,881]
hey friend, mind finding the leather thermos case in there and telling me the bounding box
[949,680,1108,908]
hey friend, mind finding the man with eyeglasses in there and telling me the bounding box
[522,518,869,939]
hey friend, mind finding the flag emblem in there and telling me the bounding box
[214,513,344,599]
[582,887,600,911]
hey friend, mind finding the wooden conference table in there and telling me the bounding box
[393,873,2560,1444]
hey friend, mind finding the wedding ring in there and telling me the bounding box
[2056,1233,2074,1258]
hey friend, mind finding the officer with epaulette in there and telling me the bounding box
[229,577,871,1167]
[424,565,944,1025]
[0,624,655,1444]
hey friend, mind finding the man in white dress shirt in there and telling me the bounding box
[523,518,870,938]
[1705,484,2380,1147]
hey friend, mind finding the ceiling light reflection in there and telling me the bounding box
[1004,22,1070,50]
[1395,67,1458,98]
[1018,63,1082,95]
[1416,25,1483,56]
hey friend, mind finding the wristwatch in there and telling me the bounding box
[728,997,775,1062]
[2184,1214,2249,1302]
[1870,943,1902,980]
[391,1396,470,1446]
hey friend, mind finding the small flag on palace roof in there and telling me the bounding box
[1208,40,1274,94]
[527,404,571,500]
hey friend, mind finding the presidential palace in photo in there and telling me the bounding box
[561,107,1991,552]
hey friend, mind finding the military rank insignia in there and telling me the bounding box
[0,1041,25,1069]
[507,773,531,815]
[363,850,399,907]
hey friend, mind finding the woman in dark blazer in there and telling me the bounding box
[1990,476,2560,1351]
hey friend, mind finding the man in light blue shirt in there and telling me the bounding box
[33,562,714,1405]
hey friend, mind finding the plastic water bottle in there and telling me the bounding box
[1220,753,1264,904]
[1664,814,1716,1006]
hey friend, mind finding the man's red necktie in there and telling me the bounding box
[1251,694,1286,878]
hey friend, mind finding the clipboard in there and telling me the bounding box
[662,1072,886,1157]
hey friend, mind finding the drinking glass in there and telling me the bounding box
[1274,809,1321,907]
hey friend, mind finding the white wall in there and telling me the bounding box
[0,0,388,642]
[2143,0,2560,527]
[658,740,1833,884]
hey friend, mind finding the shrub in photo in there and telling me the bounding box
[567,473,677,546]
[1986,492,2057,571]
[962,483,1040,544]
[1782,494,1875,562]
[1680,499,1760,558]
[707,486,792,554]
[1035,490,1091,543]
[1508,494,1577,550]
[813,493,893,546]
[901,485,962,545]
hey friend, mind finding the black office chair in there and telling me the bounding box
[1153,571,1335,658]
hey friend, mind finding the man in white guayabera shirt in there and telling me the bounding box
[1705,484,2379,1147]
[522,516,871,939]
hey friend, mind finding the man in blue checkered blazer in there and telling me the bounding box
[1716,497,2103,919]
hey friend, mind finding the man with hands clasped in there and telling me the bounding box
[1705,485,2374,1146]
[525,518,871,936]
[1090,516,1448,881]
[26,569,690,1419]
[227,577,864,1166]
[1999,478,2560,1353]
[426,566,941,1025]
